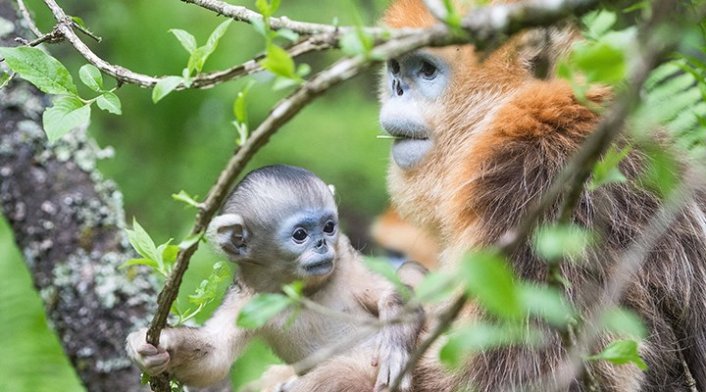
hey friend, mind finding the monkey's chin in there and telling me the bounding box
[391,139,433,169]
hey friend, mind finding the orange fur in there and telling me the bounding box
[381,1,706,391]
[371,207,440,269]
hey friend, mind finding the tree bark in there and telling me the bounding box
[0,1,155,391]
[0,3,235,390]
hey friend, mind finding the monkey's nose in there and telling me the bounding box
[315,239,325,249]
[392,79,404,96]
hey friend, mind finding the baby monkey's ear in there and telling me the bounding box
[207,213,249,258]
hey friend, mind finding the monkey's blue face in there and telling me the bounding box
[278,209,339,278]
[380,51,450,169]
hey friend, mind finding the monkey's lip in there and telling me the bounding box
[391,138,433,169]
[301,259,334,276]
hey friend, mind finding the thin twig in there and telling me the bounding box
[71,20,101,42]
[16,0,43,38]
[38,0,336,89]
[179,0,400,38]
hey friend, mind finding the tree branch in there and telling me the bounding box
[36,0,335,89]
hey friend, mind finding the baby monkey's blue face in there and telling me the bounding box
[278,208,339,278]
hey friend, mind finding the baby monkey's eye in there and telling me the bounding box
[292,228,308,242]
[323,221,336,234]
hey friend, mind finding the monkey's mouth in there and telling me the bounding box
[379,115,433,170]
[301,259,334,276]
[391,138,433,169]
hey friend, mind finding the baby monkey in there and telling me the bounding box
[127,165,425,392]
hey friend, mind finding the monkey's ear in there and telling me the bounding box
[207,213,250,258]
[517,25,577,79]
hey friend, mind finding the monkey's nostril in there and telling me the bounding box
[316,239,325,248]
[393,80,404,96]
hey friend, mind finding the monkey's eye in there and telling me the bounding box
[323,221,336,234]
[292,228,308,243]
[419,60,437,80]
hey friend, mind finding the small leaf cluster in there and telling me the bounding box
[0,47,121,142]
[232,81,255,146]
[253,0,310,90]
[558,10,633,101]
[433,249,648,372]
[152,20,233,103]
[438,250,576,368]
[122,219,227,325]
[236,282,303,329]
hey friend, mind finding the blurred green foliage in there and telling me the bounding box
[1,0,390,390]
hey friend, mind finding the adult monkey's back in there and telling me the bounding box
[379,0,706,390]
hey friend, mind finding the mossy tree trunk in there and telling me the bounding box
[0,1,155,391]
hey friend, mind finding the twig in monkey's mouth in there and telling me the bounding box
[377,134,429,141]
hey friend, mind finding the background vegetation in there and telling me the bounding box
[0,0,392,390]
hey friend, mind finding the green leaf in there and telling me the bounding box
[588,339,648,371]
[237,293,293,329]
[126,218,161,266]
[583,10,617,38]
[461,250,521,321]
[172,190,201,209]
[532,224,593,263]
[96,91,122,115]
[160,244,179,265]
[589,145,632,191]
[78,64,103,92]
[233,81,255,124]
[282,281,304,300]
[340,31,366,57]
[442,0,462,29]
[296,63,311,78]
[179,232,203,250]
[186,20,232,74]
[362,257,411,300]
[0,71,12,89]
[518,284,574,326]
[188,262,230,306]
[256,0,270,16]
[601,308,647,339]
[42,96,91,142]
[120,258,159,270]
[414,271,458,304]
[275,29,299,42]
[440,322,541,368]
[251,18,268,37]
[169,29,197,54]
[0,46,77,95]
[640,146,679,198]
[256,0,280,18]
[573,41,626,85]
[70,16,87,29]
[152,76,184,103]
[261,44,297,79]
[272,76,301,91]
